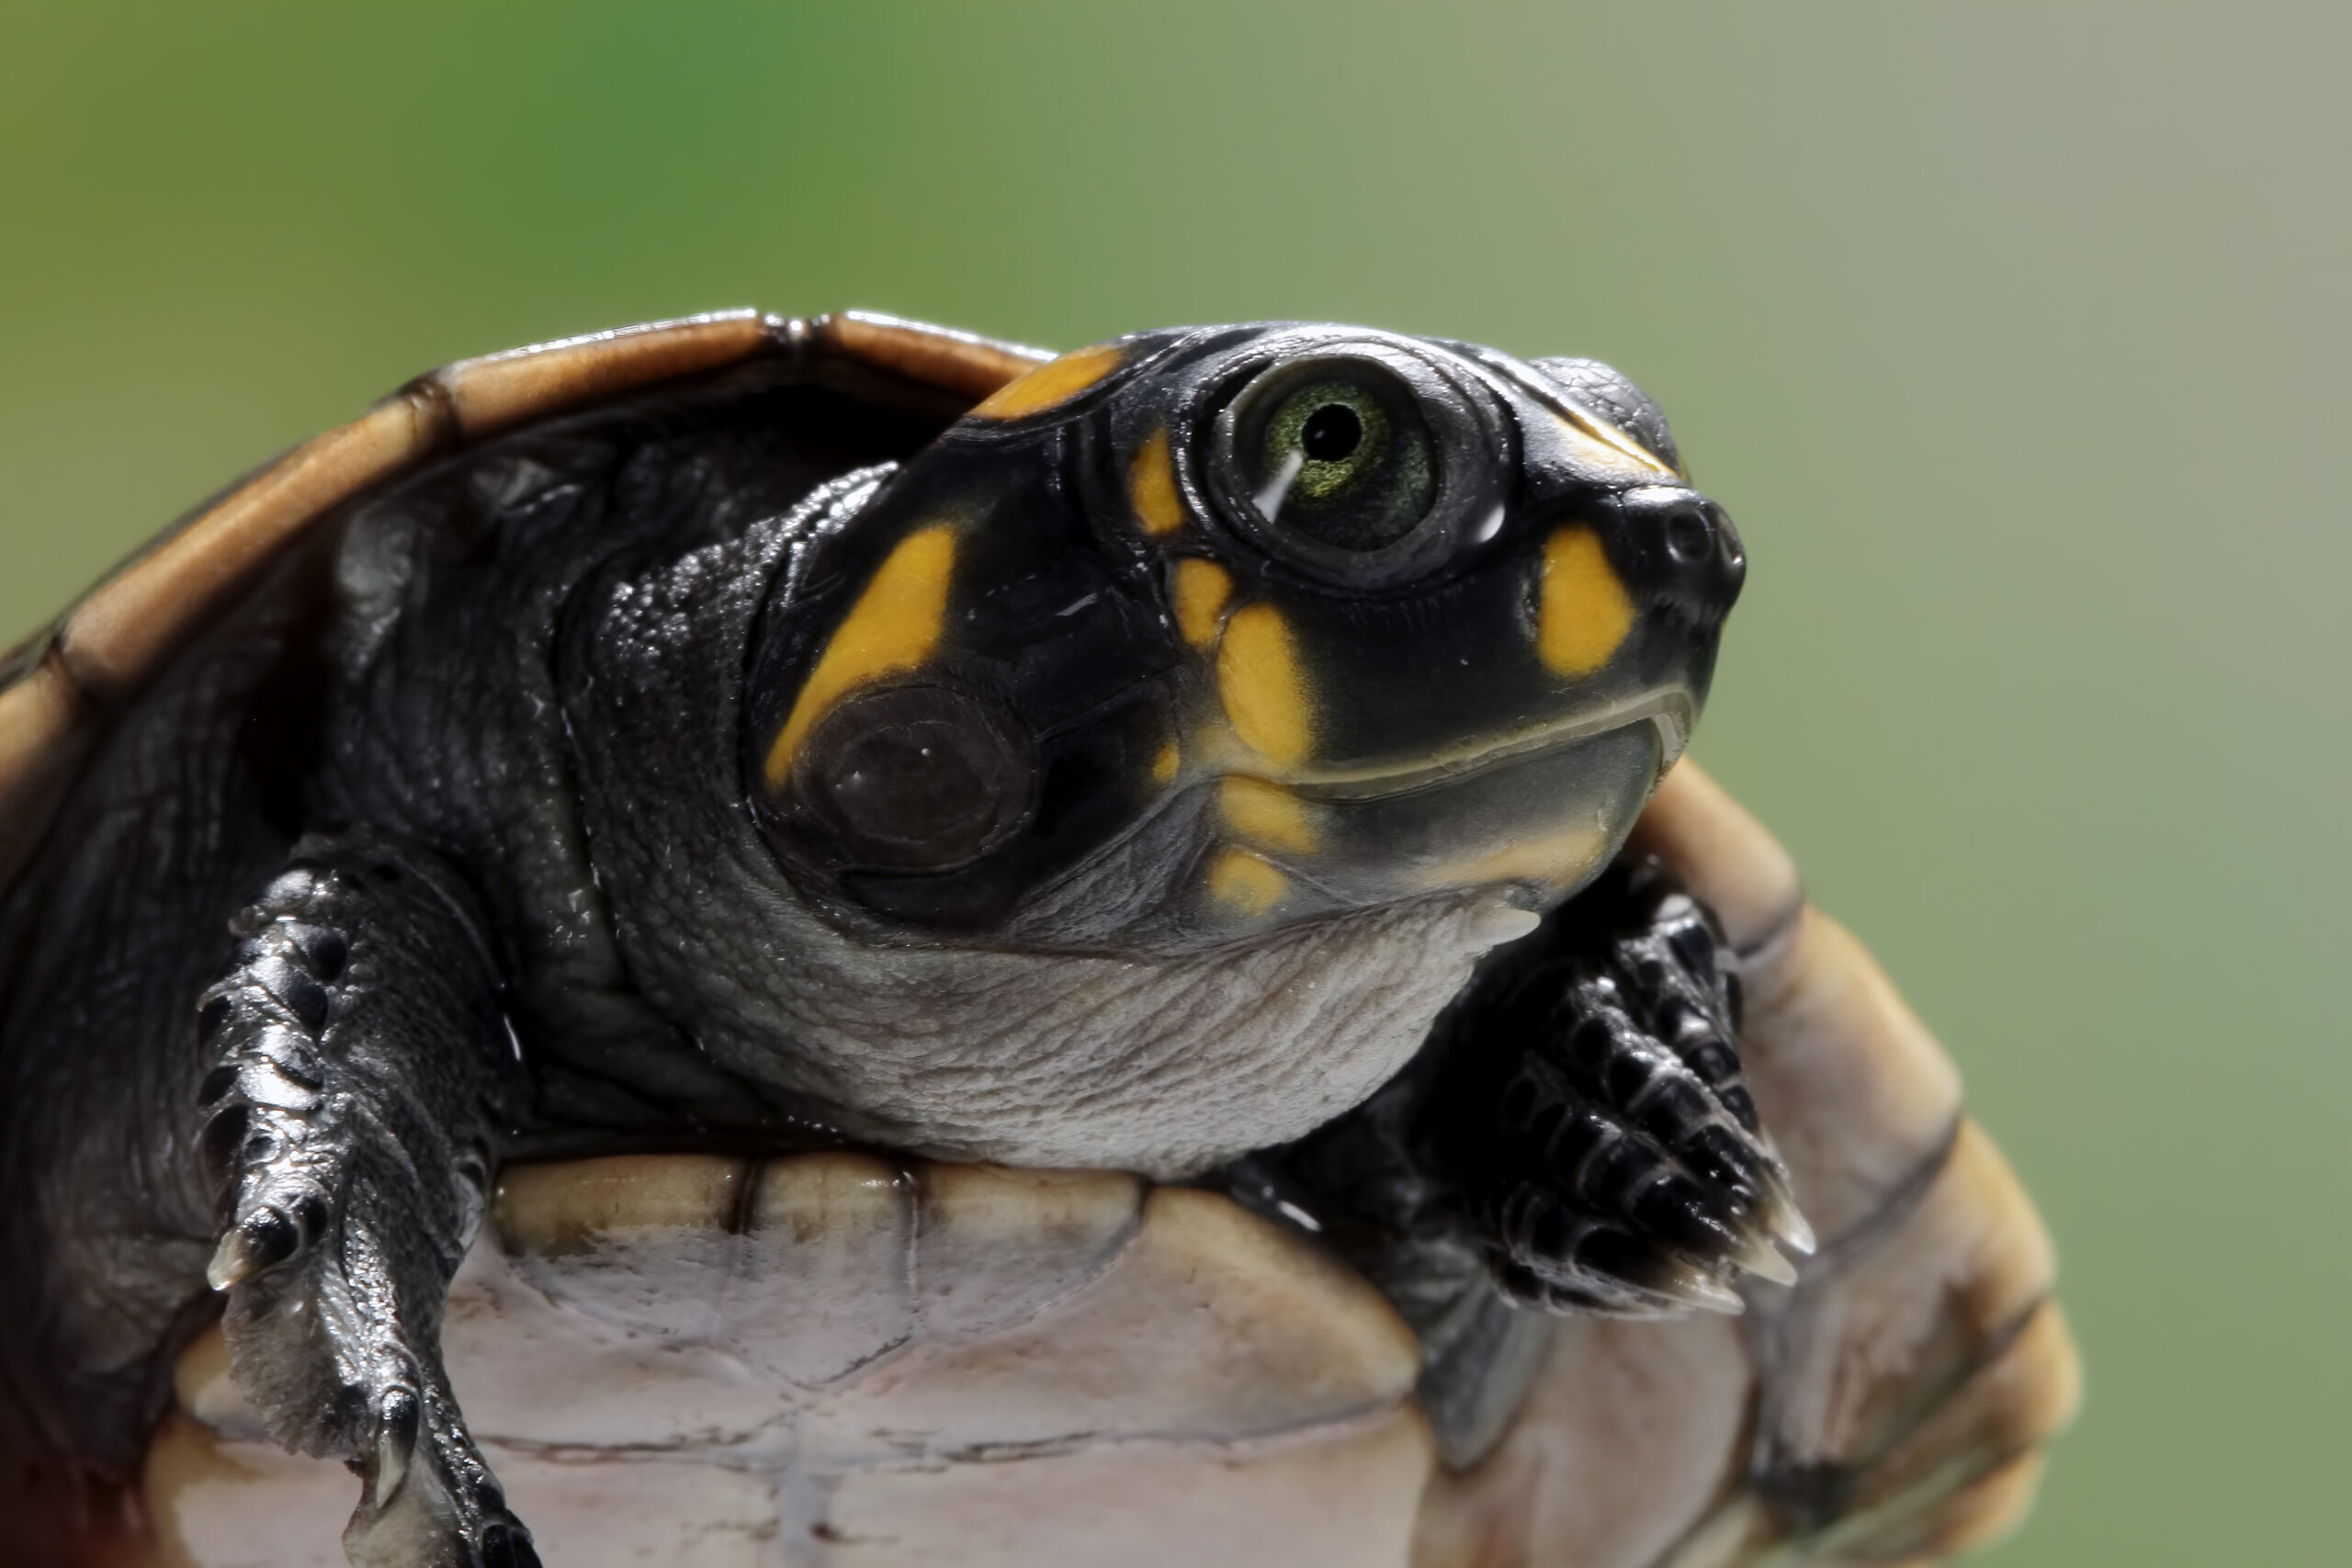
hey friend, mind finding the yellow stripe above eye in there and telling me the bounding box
[1130,427,1185,536]
[969,341,1125,420]
[763,525,957,789]
[1537,525,1636,676]
[1216,602,1314,766]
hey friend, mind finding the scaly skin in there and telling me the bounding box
[199,835,537,1568]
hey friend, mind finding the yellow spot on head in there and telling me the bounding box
[1412,824,1607,892]
[1151,739,1181,784]
[1218,775,1319,854]
[1171,558,1233,649]
[1207,849,1288,916]
[763,525,957,788]
[1129,427,1184,536]
[1538,526,1636,677]
[1554,409,1678,479]
[969,341,1124,421]
[1216,602,1314,767]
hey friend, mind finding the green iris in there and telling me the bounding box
[1250,373,1435,551]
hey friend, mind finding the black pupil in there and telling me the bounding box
[1300,402,1363,462]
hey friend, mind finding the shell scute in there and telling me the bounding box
[816,310,1053,401]
[0,309,1042,897]
[153,1155,1430,1566]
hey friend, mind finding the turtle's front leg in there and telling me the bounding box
[1239,857,1812,1321]
[198,831,538,1568]
[1424,856,1815,1314]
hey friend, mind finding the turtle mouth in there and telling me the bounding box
[1280,686,1695,803]
[1193,687,1690,917]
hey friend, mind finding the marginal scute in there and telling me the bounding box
[432,309,779,440]
[1415,1314,1754,1568]
[1625,759,1802,955]
[496,1151,749,1253]
[1741,906,1965,1247]
[910,1164,1143,1339]
[494,1154,749,1339]
[0,654,87,886]
[1751,1119,2060,1483]
[60,393,436,704]
[1794,1305,2078,1562]
[820,310,1054,400]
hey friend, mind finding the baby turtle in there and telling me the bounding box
[0,313,2076,1566]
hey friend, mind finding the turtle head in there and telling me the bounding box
[746,323,1743,952]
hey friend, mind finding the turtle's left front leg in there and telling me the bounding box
[198,830,537,1568]
[1237,856,1812,1321]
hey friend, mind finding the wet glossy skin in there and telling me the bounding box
[0,316,1769,1568]
[747,324,1745,953]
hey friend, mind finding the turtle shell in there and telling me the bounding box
[0,310,1051,897]
[109,764,2077,1568]
[0,317,2077,1566]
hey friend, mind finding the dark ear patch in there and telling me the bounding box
[787,681,1037,874]
[1530,358,1683,477]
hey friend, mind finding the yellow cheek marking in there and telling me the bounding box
[763,525,957,789]
[1412,824,1607,892]
[1171,558,1234,649]
[1207,849,1288,916]
[969,341,1124,420]
[1130,427,1184,536]
[1216,602,1314,766]
[1151,739,1181,785]
[1219,776,1319,854]
[1538,526,1636,677]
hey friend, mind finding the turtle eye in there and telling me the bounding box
[787,682,1035,872]
[1232,364,1437,553]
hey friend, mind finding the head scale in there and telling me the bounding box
[744,322,1745,953]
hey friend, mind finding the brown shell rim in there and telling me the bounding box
[0,309,1052,889]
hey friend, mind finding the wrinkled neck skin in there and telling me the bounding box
[564,487,1542,1180]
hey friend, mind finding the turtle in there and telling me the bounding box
[0,311,2079,1568]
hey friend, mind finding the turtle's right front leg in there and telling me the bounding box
[198,831,539,1568]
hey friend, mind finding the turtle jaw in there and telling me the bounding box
[1282,686,1695,802]
[1168,694,1696,945]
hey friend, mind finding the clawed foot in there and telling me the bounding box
[198,843,538,1567]
[1427,858,1813,1316]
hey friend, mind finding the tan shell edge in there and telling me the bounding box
[0,308,1050,893]
[815,310,1055,400]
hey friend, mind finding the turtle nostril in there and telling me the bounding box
[1665,509,1713,565]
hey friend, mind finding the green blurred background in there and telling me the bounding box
[3,4,2345,1562]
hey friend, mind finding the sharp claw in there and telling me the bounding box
[1731,1230,1801,1288]
[372,1388,417,1508]
[1671,1269,1748,1315]
[1756,1166,1816,1256]
[206,1204,300,1290]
